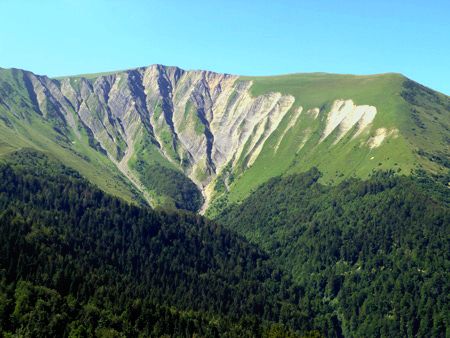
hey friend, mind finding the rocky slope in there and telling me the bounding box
[0,65,448,213]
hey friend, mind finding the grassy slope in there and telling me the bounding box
[225,72,449,204]
[53,69,129,80]
[0,117,142,204]
[0,68,142,204]
[126,127,203,211]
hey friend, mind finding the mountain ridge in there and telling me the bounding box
[0,64,448,213]
[45,63,408,80]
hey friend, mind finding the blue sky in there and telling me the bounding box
[1,0,449,94]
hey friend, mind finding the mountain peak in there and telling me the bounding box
[0,65,448,214]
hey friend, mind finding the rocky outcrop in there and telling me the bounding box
[25,66,295,194]
[319,99,377,144]
[13,65,386,211]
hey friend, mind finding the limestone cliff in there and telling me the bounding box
[1,65,448,213]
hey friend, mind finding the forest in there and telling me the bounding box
[0,150,318,337]
[217,168,449,337]
[0,149,448,337]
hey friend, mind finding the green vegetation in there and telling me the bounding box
[153,103,163,121]
[159,126,180,162]
[178,99,206,136]
[137,161,203,211]
[128,130,203,211]
[1,65,449,337]
[216,168,449,337]
[2,67,449,216]
[0,150,318,337]
[2,147,448,337]
[53,69,130,80]
[224,73,449,208]
[0,68,142,204]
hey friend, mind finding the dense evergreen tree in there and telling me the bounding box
[217,168,450,337]
[0,149,314,337]
[134,160,204,212]
[1,149,448,337]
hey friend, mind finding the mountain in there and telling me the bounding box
[0,64,448,337]
[0,65,448,214]
[216,168,449,337]
[0,149,317,337]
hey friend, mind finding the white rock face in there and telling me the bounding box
[19,66,384,210]
[306,107,320,119]
[320,99,377,144]
[367,128,399,149]
[233,92,295,167]
[28,73,79,134]
[32,65,295,191]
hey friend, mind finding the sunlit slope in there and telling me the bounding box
[209,72,449,211]
[0,68,142,204]
[1,66,448,213]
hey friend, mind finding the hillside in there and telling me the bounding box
[0,149,318,337]
[216,168,450,337]
[0,65,448,214]
[2,149,444,336]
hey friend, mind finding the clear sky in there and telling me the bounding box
[1,0,449,94]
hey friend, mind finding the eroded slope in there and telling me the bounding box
[1,66,448,213]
